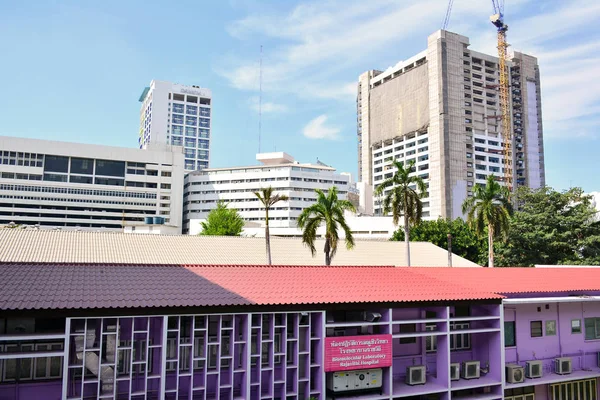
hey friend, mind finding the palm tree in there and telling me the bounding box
[297,186,356,265]
[374,160,427,267]
[461,174,512,268]
[254,186,289,265]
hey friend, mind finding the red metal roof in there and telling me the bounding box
[0,264,501,311]
[410,267,600,294]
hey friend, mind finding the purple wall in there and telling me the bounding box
[505,300,600,400]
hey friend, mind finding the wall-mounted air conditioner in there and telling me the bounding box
[450,363,460,381]
[526,360,543,378]
[461,361,481,380]
[506,364,525,383]
[406,365,427,385]
[555,357,572,375]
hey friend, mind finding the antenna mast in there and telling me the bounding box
[258,45,263,154]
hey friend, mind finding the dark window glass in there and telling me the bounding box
[454,306,470,317]
[95,160,125,177]
[44,155,69,173]
[94,177,124,186]
[70,175,93,184]
[44,173,68,182]
[70,158,94,174]
[399,324,416,344]
[530,321,543,337]
[504,321,516,347]
[584,318,599,340]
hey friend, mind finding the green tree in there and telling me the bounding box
[461,174,512,268]
[374,160,427,267]
[495,187,600,266]
[254,186,289,265]
[392,218,487,265]
[297,186,356,266]
[199,201,244,236]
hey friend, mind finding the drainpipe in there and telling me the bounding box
[557,303,563,358]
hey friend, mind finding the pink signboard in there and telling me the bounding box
[324,334,392,372]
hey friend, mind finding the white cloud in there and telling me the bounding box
[303,115,340,140]
[248,96,287,113]
[222,0,600,139]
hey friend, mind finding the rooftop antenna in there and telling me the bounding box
[258,45,263,154]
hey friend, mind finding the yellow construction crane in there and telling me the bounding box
[490,1,512,190]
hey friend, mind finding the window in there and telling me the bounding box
[70,158,94,174]
[161,171,172,177]
[546,320,557,336]
[94,177,124,186]
[43,173,68,182]
[450,322,471,350]
[504,386,535,400]
[551,379,597,400]
[504,321,516,347]
[161,183,171,190]
[530,321,543,337]
[572,319,582,334]
[95,160,125,177]
[584,317,600,340]
[43,155,69,173]
[399,324,416,344]
[69,175,93,184]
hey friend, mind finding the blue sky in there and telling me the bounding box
[0,0,598,192]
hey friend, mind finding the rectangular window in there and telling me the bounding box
[95,160,125,177]
[185,127,197,137]
[546,320,557,336]
[172,125,183,135]
[94,177,124,186]
[70,157,94,174]
[399,324,416,344]
[185,116,197,126]
[186,105,198,115]
[504,321,516,347]
[43,173,68,182]
[531,321,543,337]
[43,155,69,173]
[69,175,93,184]
[572,319,582,334]
[550,379,597,400]
[584,317,600,340]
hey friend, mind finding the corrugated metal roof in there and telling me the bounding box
[0,264,500,311]
[0,230,481,267]
[412,268,600,294]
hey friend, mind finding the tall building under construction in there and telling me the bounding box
[357,30,545,219]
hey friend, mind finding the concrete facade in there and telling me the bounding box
[358,30,546,219]
[183,152,350,233]
[139,80,212,171]
[0,136,185,232]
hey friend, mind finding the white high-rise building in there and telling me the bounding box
[139,80,212,171]
[183,152,351,234]
[358,30,545,219]
[0,136,185,232]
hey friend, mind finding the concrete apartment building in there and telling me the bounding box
[0,136,185,231]
[139,80,212,171]
[183,152,350,234]
[358,30,545,219]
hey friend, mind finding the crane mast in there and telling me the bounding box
[490,2,512,191]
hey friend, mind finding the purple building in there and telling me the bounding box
[0,264,599,400]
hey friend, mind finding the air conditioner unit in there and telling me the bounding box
[450,363,460,381]
[461,361,481,380]
[356,368,383,390]
[555,357,572,375]
[526,360,543,378]
[406,365,427,385]
[326,369,384,393]
[326,371,360,393]
[506,364,525,383]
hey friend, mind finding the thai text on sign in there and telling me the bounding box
[324,334,392,372]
